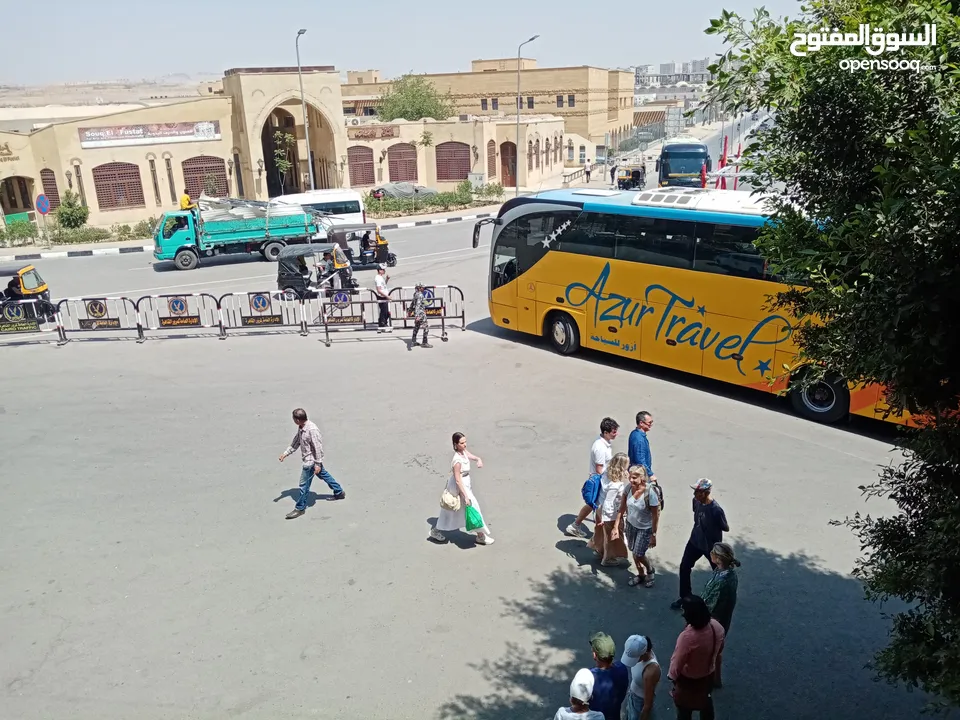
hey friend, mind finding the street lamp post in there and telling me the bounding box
[515,34,540,197]
[296,29,316,191]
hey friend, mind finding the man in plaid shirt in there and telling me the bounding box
[409,282,433,348]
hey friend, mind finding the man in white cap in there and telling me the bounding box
[671,478,729,610]
[554,668,606,720]
[621,635,661,720]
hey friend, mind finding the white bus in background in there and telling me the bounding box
[275,189,366,239]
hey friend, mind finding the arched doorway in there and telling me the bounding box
[260,107,300,198]
[257,98,339,197]
[500,142,517,188]
[0,176,36,217]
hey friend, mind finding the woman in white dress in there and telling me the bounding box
[431,432,495,546]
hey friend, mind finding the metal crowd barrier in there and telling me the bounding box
[0,285,467,346]
[135,293,223,342]
[0,298,62,340]
[55,297,140,344]
[218,291,306,336]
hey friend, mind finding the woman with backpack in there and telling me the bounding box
[612,464,661,587]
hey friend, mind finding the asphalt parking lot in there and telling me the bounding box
[0,222,925,719]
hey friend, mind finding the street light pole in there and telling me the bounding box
[515,34,539,197]
[296,29,316,191]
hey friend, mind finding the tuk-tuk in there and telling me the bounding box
[276,243,358,299]
[0,264,56,324]
[1,264,50,302]
[326,223,397,269]
[617,165,646,190]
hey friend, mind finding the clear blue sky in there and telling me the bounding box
[2,0,800,85]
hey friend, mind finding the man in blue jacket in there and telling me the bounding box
[628,411,656,483]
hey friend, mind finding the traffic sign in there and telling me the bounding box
[638,141,649,152]
[36,194,50,216]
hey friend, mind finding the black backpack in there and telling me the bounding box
[649,481,664,511]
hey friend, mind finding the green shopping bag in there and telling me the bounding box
[464,504,485,532]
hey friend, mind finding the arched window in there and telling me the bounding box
[39,169,61,210]
[579,145,586,164]
[527,141,533,172]
[567,139,574,162]
[347,146,375,186]
[544,139,551,168]
[387,143,418,183]
[486,140,496,179]
[435,141,471,182]
[92,162,145,210]
[534,140,540,170]
[182,156,228,198]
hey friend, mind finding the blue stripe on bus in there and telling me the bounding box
[580,201,767,228]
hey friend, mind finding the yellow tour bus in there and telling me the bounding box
[471,187,908,425]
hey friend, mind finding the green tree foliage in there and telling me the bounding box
[54,189,89,229]
[705,1,960,708]
[377,74,456,122]
[272,131,296,193]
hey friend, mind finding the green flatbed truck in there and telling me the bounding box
[153,207,321,270]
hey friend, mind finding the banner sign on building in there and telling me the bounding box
[78,121,222,149]
[347,125,399,140]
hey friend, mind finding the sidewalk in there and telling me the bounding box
[0,173,605,261]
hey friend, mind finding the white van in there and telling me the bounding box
[274,189,366,239]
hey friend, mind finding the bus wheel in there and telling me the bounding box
[546,312,580,356]
[789,371,850,424]
[174,249,199,271]
[263,242,283,262]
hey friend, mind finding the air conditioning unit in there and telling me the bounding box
[459,114,469,122]
[467,172,486,189]
[350,119,360,125]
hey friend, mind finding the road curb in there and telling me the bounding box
[7,244,153,261]
[379,212,494,231]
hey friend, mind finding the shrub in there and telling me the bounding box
[2,219,39,246]
[454,179,474,203]
[111,223,133,240]
[132,217,158,239]
[55,189,89,229]
[49,224,112,245]
[487,182,505,200]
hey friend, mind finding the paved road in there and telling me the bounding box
[0,221,926,720]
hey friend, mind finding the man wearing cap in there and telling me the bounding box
[671,478,729,610]
[374,263,392,333]
[588,632,630,720]
[408,282,432,348]
[554,668,606,720]
[622,635,660,720]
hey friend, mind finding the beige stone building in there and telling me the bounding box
[341,59,635,161]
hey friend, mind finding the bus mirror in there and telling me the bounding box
[472,222,481,249]
[655,159,660,172]
[707,158,713,172]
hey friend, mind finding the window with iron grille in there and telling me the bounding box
[486,140,496,178]
[387,143,418,183]
[526,96,534,109]
[347,146,375,186]
[39,169,61,210]
[579,145,586,163]
[148,159,162,205]
[164,158,176,202]
[491,98,499,110]
[568,95,576,107]
[527,141,533,172]
[182,156,229,198]
[481,99,488,111]
[568,141,574,162]
[556,95,563,107]
[534,140,540,169]
[3,179,17,209]
[545,140,551,167]
[92,162,145,210]
[435,142,471,182]
[16,178,32,210]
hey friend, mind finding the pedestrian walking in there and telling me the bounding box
[566,417,619,538]
[613,464,661,587]
[622,634,661,720]
[278,408,345,519]
[701,542,740,688]
[587,453,630,566]
[554,668,606,720]
[610,163,618,187]
[588,632,630,720]
[671,479,728,610]
[374,263,392,333]
[628,411,656,484]
[668,596,724,720]
[585,159,592,183]
[407,281,432,348]
[431,432,495,546]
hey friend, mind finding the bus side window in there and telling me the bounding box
[616,216,695,269]
[556,212,616,259]
[693,223,766,279]
[493,210,580,289]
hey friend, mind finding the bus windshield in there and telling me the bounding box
[661,150,708,176]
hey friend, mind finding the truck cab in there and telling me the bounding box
[154,211,200,269]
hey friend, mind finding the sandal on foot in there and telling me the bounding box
[628,575,646,587]
[644,573,656,588]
